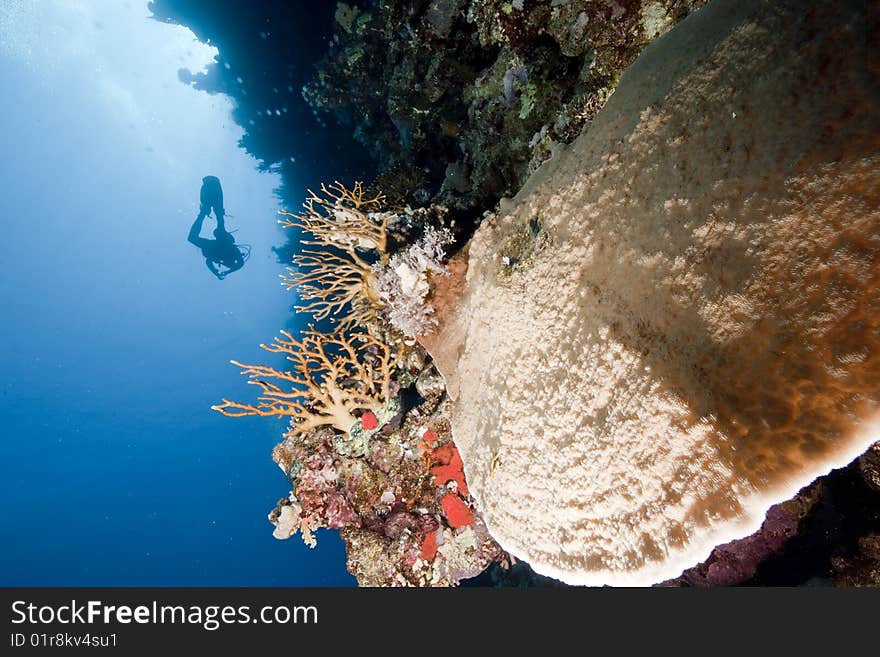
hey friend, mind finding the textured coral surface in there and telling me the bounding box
[440,0,880,585]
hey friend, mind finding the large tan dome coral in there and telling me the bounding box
[436,0,880,585]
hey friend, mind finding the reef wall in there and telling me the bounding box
[303,0,708,217]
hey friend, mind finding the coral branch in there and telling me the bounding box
[278,180,388,255]
[276,180,391,330]
[280,250,381,331]
[212,327,400,436]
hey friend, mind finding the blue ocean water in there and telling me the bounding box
[0,1,354,585]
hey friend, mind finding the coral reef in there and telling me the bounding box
[279,181,458,337]
[303,0,707,216]
[832,535,880,587]
[859,441,880,496]
[218,178,500,585]
[268,387,502,586]
[434,0,880,585]
[200,2,880,588]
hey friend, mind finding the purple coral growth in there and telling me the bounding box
[685,504,804,586]
[502,65,528,108]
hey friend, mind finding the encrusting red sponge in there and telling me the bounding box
[360,411,378,430]
[440,494,474,528]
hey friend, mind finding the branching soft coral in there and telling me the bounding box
[212,327,400,437]
[278,181,392,331]
[372,226,454,337]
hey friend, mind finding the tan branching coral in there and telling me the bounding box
[278,181,391,331]
[280,250,381,331]
[280,181,388,251]
[212,327,399,437]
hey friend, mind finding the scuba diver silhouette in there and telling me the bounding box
[187,175,249,279]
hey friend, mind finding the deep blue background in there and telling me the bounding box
[0,1,354,585]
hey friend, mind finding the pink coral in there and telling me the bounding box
[325,493,358,528]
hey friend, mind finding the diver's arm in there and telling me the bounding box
[206,259,223,279]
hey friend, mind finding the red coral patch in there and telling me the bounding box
[361,411,378,430]
[430,443,454,466]
[430,445,469,497]
[422,428,439,446]
[441,494,474,528]
[420,530,438,561]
